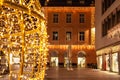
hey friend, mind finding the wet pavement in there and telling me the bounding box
[44,67,120,80]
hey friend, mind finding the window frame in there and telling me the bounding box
[53,13,58,23]
[66,13,72,23]
[66,32,71,41]
[53,32,58,40]
[79,13,85,23]
[79,32,85,41]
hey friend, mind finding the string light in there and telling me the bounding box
[0,0,48,80]
[96,45,120,56]
[107,24,120,39]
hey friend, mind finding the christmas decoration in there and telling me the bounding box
[0,0,48,80]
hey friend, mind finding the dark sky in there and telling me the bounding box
[39,0,95,6]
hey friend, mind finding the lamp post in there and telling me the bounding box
[67,45,73,70]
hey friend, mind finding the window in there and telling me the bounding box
[102,1,105,14]
[53,32,58,40]
[79,32,85,41]
[79,14,85,23]
[53,14,58,23]
[102,0,115,14]
[66,32,71,41]
[79,0,85,4]
[112,14,115,26]
[66,13,71,23]
[102,20,107,37]
[67,0,72,4]
[102,23,105,37]
[117,10,120,23]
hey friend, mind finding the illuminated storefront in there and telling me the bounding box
[97,56,102,69]
[96,45,120,73]
[106,54,110,71]
[78,57,86,68]
[50,51,58,67]
[112,53,119,72]
[77,52,86,68]
[48,45,96,68]
[51,57,58,67]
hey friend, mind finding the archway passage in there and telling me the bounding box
[78,51,86,68]
[50,51,58,67]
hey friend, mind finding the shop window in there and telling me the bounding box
[106,55,110,71]
[112,53,118,72]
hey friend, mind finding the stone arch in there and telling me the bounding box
[50,50,58,57]
[77,51,86,68]
[78,51,86,57]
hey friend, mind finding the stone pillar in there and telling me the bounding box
[102,54,106,71]
[109,52,112,72]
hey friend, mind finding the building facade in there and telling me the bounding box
[42,0,96,68]
[95,0,120,74]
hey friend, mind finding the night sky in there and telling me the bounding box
[39,0,95,6]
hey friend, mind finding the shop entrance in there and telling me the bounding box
[78,57,85,68]
[78,51,86,68]
[97,56,102,69]
[50,51,58,67]
[112,53,118,72]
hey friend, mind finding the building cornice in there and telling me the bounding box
[43,7,95,12]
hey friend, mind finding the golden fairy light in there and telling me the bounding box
[0,0,48,80]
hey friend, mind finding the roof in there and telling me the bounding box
[39,0,95,7]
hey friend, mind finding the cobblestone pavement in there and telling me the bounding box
[44,67,120,80]
[0,68,120,80]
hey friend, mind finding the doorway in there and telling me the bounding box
[50,51,58,67]
[78,51,86,68]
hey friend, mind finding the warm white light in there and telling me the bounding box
[1,0,48,80]
[10,54,13,64]
[107,25,120,39]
